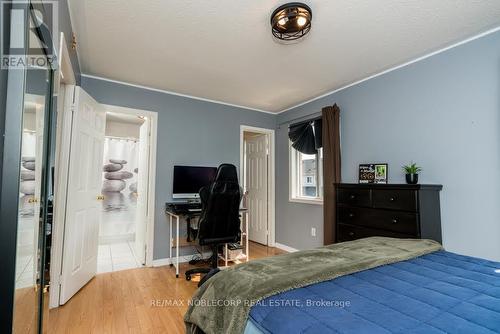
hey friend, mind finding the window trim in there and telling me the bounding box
[289,143,324,205]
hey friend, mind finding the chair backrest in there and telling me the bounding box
[197,164,242,245]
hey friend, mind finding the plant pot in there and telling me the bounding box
[405,174,419,184]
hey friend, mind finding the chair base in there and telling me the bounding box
[185,244,219,285]
[185,267,211,281]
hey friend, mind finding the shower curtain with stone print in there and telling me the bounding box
[100,137,140,241]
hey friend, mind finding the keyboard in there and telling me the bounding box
[165,201,202,215]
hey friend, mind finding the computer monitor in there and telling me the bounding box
[172,165,217,199]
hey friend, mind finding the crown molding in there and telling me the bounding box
[80,25,500,116]
[80,74,277,115]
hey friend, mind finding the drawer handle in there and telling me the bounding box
[389,197,396,202]
[349,194,356,200]
[348,213,354,218]
[348,232,355,237]
[392,218,398,224]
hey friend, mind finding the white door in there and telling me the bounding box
[60,87,105,304]
[134,118,150,265]
[245,134,269,245]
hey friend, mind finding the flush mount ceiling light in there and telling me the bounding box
[270,2,312,41]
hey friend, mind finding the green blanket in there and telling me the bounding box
[184,237,442,334]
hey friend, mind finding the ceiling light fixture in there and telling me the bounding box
[270,2,312,42]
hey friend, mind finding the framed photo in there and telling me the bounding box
[358,163,388,184]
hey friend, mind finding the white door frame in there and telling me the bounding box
[240,125,276,247]
[102,104,158,268]
[49,33,76,309]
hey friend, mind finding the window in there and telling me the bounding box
[290,146,323,203]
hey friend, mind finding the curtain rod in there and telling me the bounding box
[277,112,322,128]
[105,135,138,142]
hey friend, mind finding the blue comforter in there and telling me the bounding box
[246,251,500,334]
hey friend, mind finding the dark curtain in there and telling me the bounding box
[313,119,322,150]
[289,119,323,154]
[322,104,341,245]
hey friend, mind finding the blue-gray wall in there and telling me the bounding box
[277,30,500,261]
[81,76,277,260]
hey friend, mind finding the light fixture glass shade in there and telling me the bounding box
[271,2,312,41]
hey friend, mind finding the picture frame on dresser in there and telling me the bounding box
[358,163,388,184]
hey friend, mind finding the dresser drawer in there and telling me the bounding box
[337,223,414,243]
[337,188,371,207]
[338,207,419,235]
[372,189,417,212]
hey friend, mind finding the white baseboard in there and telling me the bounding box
[274,242,299,253]
[152,252,211,267]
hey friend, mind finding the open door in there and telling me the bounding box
[134,118,151,265]
[59,87,105,304]
[245,134,269,245]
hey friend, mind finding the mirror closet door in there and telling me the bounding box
[12,10,54,334]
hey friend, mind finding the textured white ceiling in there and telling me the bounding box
[68,0,500,113]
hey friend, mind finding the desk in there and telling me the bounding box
[165,207,249,278]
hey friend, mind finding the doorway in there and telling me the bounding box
[51,95,157,306]
[240,126,275,247]
[97,111,146,273]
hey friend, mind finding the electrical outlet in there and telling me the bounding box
[311,227,316,237]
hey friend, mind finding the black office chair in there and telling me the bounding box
[185,164,242,284]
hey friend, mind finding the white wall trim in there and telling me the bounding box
[277,25,500,114]
[81,74,276,115]
[275,242,299,253]
[240,125,276,247]
[152,252,212,267]
[102,104,158,268]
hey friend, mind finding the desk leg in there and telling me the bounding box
[169,214,172,267]
[245,211,249,261]
[224,244,228,267]
[176,216,179,278]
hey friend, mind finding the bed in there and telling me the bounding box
[185,238,500,334]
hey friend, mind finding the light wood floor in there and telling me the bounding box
[48,242,286,334]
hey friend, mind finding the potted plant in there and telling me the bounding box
[402,162,422,184]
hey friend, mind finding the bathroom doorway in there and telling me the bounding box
[97,108,151,273]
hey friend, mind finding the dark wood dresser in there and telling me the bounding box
[335,183,442,243]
